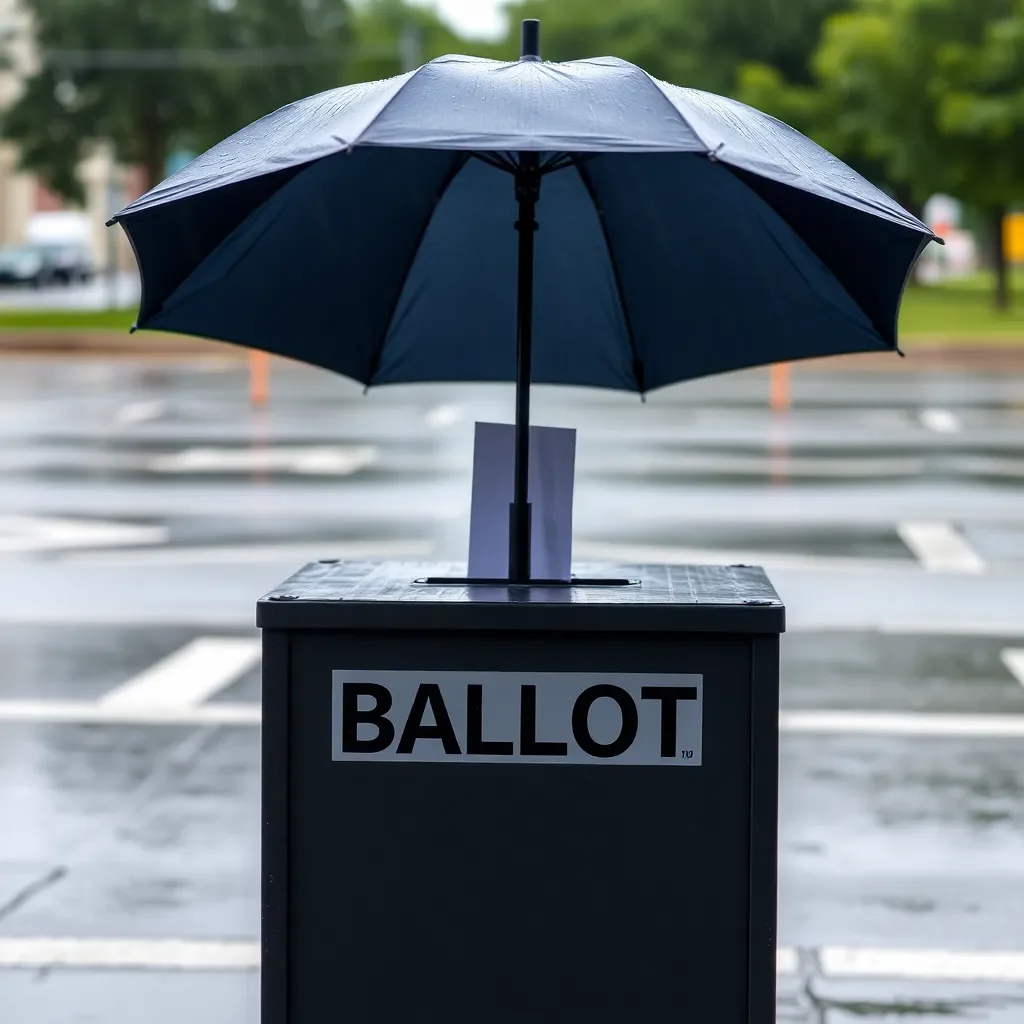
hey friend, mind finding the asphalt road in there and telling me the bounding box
[0,355,1023,1022]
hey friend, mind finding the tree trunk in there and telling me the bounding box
[138,105,169,196]
[894,184,925,287]
[989,206,1011,311]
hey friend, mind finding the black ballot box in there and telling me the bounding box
[257,561,785,1024]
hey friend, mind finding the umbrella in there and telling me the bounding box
[110,19,936,585]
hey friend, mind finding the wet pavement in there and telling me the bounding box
[0,356,1022,1021]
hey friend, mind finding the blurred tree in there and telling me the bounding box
[932,0,1024,307]
[502,0,851,93]
[2,0,353,202]
[498,0,688,80]
[200,0,354,149]
[740,0,1024,308]
[737,36,916,221]
[345,0,467,81]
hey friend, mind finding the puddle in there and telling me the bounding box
[781,632,1024,714]
[818,987,1024,1022]
[823,996,968,1017]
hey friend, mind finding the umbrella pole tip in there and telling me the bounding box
[521,19,541,61]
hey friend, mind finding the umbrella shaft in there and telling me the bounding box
[510,154,541,583]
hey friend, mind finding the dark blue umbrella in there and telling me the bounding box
[111,20,936,584]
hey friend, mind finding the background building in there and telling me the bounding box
[0,0,138,270]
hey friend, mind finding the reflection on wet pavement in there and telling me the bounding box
[0,358,1021,1022]
[804,980,1024,1022]
[0,725,258,940]
[782,632,1024,713]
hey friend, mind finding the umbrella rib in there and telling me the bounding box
[469,153,582,176]
[364,152,473,389]
[571,157,646,397]
[539,153,581,175]
[472,152,519,175]
[891,232,935,355]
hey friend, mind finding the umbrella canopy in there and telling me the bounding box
[113,41,934,393]
[112,22,936,584]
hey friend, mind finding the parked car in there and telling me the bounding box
[0,242,94,288]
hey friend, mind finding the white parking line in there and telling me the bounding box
[99,638,261,712]
[424,404,464,428]
[820,947,1024,983]
[0,700,261,726]
[1002,649,1024,690]
[147,446,378,476]
[780,710,1024,739]
[115,400,167,426]
[1,700,1022,738]
[787,621,1024,637]
[896,521,985,574]
[776,948,799,975]
[0,938,1021,981]
[0,515,168,555]
[0,938,260,971]
[919,408,962,434]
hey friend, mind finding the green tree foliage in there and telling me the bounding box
[502,0,851,93]
[199,0,354,150]
[740,0,1024,308]
[345,0,467,82]
[933,0,1024,305]
[2,0,352,201]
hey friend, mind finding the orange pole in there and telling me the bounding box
[250,350,270,408]
[770,364,791,413]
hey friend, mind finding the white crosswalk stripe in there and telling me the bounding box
[780,710,1024,739]
[1,938,1022,981]
[0,938,260,971]
[897,521,986,573]
[819,946,1024,983]
[424,403,465,428]
[115,400,167,426]
[99,638,261,712]
[0,699,262,726]
[919,408,962,434]
[0,515,168,554]
[2,698,1023,738]
[147,445,378,475]
[1001,648,1024,690]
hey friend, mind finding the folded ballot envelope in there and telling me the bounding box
[467,421,576,582]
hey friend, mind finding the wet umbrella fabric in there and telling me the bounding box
[113,53,934,392]
[112,38,935,583]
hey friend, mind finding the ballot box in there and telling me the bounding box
[258,560,785,1024]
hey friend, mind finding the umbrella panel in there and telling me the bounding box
[126,147,917,585]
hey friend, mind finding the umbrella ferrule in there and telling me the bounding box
[521,19,541,62]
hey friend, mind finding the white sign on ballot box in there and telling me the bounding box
[467,421,576,581]
[332,671,704,766]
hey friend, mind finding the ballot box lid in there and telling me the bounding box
[257,561,785,634]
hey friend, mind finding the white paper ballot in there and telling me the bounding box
[468,422,577,581]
